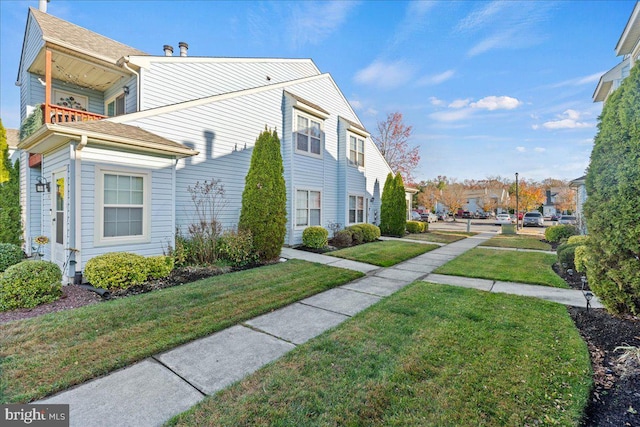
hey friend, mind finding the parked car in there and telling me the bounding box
[523,211,544,227]
[495,213,512,225]
[437,212,448,221]
[550,214,561,222]
[559,215,577,225]
[421,212,438,223]
[462,211,473,219]
[411,211,422,221]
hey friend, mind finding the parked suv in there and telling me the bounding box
[523,211,544,227]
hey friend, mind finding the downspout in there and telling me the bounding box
[72,134,87,283]
[122,58,141,111]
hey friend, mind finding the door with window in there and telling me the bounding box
[52,170,67,270]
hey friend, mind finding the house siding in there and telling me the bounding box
[78,146,175,270]
[19,14,44,122]
[40,147,71,262]
[138,59,319,110]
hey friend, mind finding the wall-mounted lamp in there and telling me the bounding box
[122,86,130,95]
[370,197,375,203]
[35,176,50,193]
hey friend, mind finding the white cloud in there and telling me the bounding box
[289,1,357,47]
[449,98,471,109]
[418,69,456,86]
[516,146,526,152]
[354,60,415,89]
[429,109,474,122]
[534,147,546,153]
[550,72,604,88]
[540,109,594,130]
[429,96,444,106]
[470,95,521,111]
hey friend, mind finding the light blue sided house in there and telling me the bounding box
[16,4,394,283]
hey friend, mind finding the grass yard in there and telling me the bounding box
[481,234,552,250]
[168,283,591,426]
[0,260,363,403]
[405,230,476,244]
[434,248,568,288]
[330,240,438,267]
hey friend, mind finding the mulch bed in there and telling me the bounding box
[1,258,639,426]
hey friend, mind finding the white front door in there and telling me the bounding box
[52,170,67,273]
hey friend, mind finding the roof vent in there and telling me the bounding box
[178,42,189,57]
[163,45,173,56]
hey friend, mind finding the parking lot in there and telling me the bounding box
[428,218,547,237]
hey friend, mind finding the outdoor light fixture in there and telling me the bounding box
[35,176,50,193]
[515,172,519,230]
[122,86,130,95]
[584,291,594,311]
[370,197,375,203]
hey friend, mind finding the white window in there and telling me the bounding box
[105,93,125,117]
[296,189,321,227]
[348,134,365,167]
[96,167,150,245]
[295,111,322,157]
[349,195,365,224]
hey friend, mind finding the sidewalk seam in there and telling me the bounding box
[150,356,208,398]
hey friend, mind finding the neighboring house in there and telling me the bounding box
[593,2,640,103]
[15,4,394,283]
[462,188,509,214]
[570,176,587,234]
[6,129,20,164]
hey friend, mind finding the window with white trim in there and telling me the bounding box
[296,189,321,227]
[349,195,365,224]
[348,134,365,167]
[105,93,125,117]
[295,111,322,157]
[96,168,150,244]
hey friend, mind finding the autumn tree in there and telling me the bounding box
[372,112,420,183]
[510,179,544,212]
[439,181,466,220]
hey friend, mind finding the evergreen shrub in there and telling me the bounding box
[357,223,381,242]
[146,256,174,280]
[0,260,61,310]
[545,225,579,243]
[557,242,581,269]
[574,245,589,273]
[406,221,425,234]
[567,235,589,245]
[239,128,287,261]
[85,252,148,290]
[0,243,24,272]
[302,226,328,249]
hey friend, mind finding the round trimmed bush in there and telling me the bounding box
[0,260,62,310]
[347,225,364,245]
[146,255,174,280]
[85,252,148,290]
[332,229,352,247]
[545,225,579,243]
[357,223,381,242]
[574,245,589,273]
[406,221,425,234]
[302,226,328,249]
[567,235,588,245]
[0,243,25,273]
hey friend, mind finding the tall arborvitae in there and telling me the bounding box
[391,172,407,236]
[239,127,287,261]
[583,64,640,314]
[379,173,395,235]
[0,120,22,245]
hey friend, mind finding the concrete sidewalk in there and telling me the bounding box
[37,231,598,426]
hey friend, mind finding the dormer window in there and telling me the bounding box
[295,111,323,158]
[349,134,365,167]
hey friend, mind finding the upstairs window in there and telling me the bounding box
[295,112,322,157]
[106,93,125,117]
[349,134,365,167]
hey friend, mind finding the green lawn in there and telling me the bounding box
[434,248,568,288]
[405,230,475,244]
[481,234,552,250]
[168,283,591,426]
[330,240,438,267]
[0,260,363,403]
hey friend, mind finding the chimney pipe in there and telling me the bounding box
[178,42,188,57]
[163,45,173,56]
[39,0,49,13]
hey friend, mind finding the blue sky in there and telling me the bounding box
[0,0,635,182]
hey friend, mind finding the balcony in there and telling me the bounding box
[44,104,106,124]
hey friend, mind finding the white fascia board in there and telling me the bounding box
[107,73,328,123]
[616,2,640,56]
[126,55,320,73]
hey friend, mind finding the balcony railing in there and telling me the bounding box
[44,104,106,124]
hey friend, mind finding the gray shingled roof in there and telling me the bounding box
[60,120,191,152]
[30,7,147,63]
[285,91,330,116]
[340,117,368,133]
